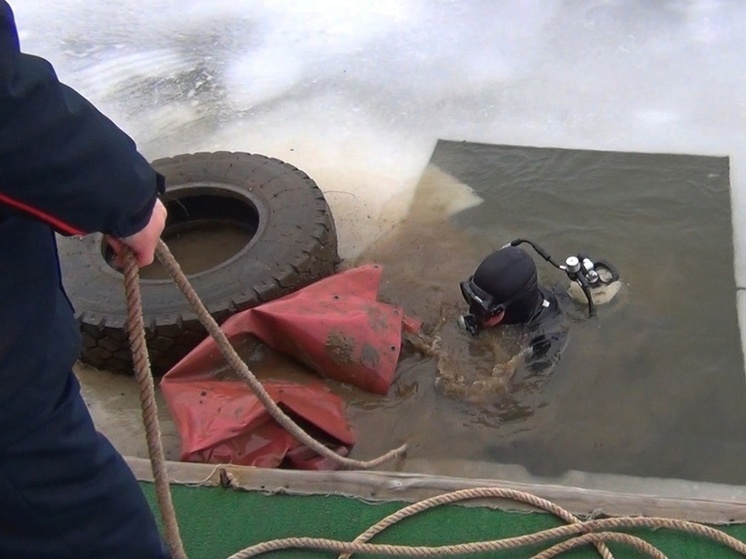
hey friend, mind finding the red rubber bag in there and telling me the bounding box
[161,264,419,469]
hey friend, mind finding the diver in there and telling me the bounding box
[461,244,552,330]
[458,244,567,388]
[405,238,620,406]
[456,239,620,390]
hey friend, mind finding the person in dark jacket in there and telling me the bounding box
[0,2,170,557]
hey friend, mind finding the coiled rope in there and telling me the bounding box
[121,241,746,559]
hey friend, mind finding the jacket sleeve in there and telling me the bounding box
[0,1,164,237]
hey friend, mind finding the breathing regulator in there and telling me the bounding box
[508,238,619,318]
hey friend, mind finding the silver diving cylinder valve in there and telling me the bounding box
[504,239,620,317]
[582,258,599,284]
[565,256,581,273]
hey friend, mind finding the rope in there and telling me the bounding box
[122,247,188,559]
[533,533,666,559]
[120,241,746,559]
[230,514,746,558]
[337,487,614,559]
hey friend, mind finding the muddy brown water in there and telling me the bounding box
[199,143,746,485]
[140,222,251,280]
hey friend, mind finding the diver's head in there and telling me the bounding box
[460,246,543,334]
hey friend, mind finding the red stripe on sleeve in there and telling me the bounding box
[0,192,85,236]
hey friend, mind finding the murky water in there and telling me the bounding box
[140,223,251,280]
[228,143,746,485]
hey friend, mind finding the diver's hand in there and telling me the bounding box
[108,198,167,267]
[491,354,521,388]
[502,346,533,379]
[469,375,509,401]
[490,363,513,388]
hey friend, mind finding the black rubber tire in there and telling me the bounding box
[58,152,339,374]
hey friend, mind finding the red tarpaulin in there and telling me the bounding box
[161,264,420,469]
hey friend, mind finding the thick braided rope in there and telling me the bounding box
[122,248,188,559]
[338,487,613,559]
[153,240,407,470]
[229,514,746,558]
[533,532,666,559]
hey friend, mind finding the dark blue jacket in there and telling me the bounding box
[0,1,162,444]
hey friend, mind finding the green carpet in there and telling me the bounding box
[140,482,746,558]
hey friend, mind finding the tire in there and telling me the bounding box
[58,152,339,374]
